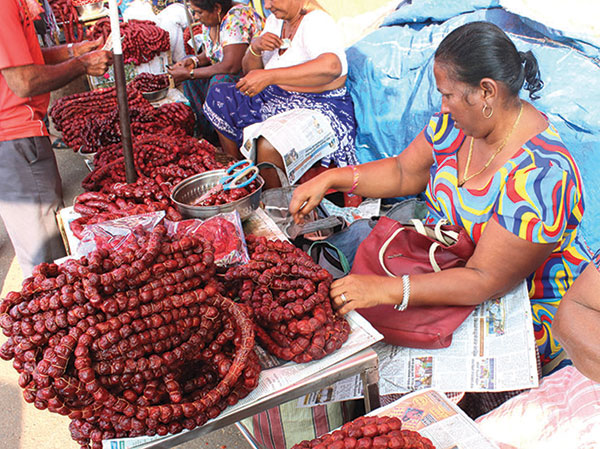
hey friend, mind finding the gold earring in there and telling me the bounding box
[482,104,493,119]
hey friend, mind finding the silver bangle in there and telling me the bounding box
[67,43,74,58]
[394,274,410,311]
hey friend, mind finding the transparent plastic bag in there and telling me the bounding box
[75,211,166,258]
[165,210,249,267]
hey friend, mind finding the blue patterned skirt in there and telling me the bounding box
[203,83,357,167]
[182,74,241,139]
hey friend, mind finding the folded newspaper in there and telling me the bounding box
[241,108,338,184]
[369,389,500,449]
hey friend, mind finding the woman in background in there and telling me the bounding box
[168,0,264,138]
[203,0,357,188]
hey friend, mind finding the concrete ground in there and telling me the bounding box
[0,78,253,449]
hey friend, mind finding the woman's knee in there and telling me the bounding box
[256,137,284,189]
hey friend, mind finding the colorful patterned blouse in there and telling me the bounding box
[198,4,264,65]
[593,248,600,270]
[423,112,591,370]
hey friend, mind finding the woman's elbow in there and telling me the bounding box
[316,54,342,79]
[327,58,342,78]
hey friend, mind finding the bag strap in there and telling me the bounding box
[409,218,458,246]
[308,241,351,275]
[378,227,404,277]
[379,224,443,275]
[257,161,290,187]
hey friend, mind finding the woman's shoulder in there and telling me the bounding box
[424,113,462,151]
[226,3,262,21]
[519,121,581,178]
[302,8,337,27]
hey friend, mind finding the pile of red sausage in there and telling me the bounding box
[191,178,261,206]
[225,236,351,363]
[71,135,224,235]
[49,75,195,153]
[292,416,435,449]
[90,18,170,65]
[128,73,170,93]
[49,0,83,43]
[0,226,262,449]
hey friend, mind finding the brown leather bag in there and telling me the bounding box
[352,216,476,349]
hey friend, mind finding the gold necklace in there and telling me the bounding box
[458,101,524,187]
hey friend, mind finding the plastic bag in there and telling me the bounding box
[165,211,250,267]
[75,211,166,258]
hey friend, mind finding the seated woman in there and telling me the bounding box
[202,0,357,188]
[290,21,591,378]
[474,252,600,448]
[167,0,264,137]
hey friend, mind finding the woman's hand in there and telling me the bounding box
[289,174,331,224]
[171,57,196,70]
[251,32,284,53]
[235,69,273,97]
[167,64,193,84]
[330,274,397,315]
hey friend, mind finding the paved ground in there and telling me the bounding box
[0,78,253,449]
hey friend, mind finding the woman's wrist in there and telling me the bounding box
[346,165,360,194]
[248,44,262,57]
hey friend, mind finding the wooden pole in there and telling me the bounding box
[108,0,137,183]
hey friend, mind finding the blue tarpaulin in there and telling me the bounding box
[346,1,600,248]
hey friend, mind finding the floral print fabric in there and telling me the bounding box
[198,4,264,65]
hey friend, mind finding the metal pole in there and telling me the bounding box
[183,0,199,56]
[108,0,137,183]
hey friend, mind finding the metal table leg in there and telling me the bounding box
[361,361,381,412]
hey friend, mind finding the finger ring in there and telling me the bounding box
[340,293,348,305]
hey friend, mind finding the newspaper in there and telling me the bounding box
[369,389,500,449]
[243,206,289,240]
[299,282,539,406]
[241,108,338,185]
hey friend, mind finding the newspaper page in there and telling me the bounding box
[104,312,382,448]
[370,389,500,449]
[243,206,289,240]
[241,108,337,185]
[299,282,539,406]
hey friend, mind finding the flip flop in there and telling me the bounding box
[51,137,69,149]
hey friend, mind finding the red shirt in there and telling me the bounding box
[0,0,50,141]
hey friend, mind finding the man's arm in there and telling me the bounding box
[1,50,112,98]
[41,36,104,65]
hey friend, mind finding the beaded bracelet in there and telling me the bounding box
[393,275,410,312]
[248,45,262,57]
[347,165,360,194]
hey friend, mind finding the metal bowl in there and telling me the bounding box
[171,170,264,220]
[141,87,168,102]
[75,1,105,16]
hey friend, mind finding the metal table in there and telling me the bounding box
[134,348,380,449]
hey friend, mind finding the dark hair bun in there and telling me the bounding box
[435,21,543,100]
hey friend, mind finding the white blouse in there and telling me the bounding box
[260,9,348,76]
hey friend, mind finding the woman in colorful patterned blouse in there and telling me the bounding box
[290,21,591,376]
[168,0,264,136]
